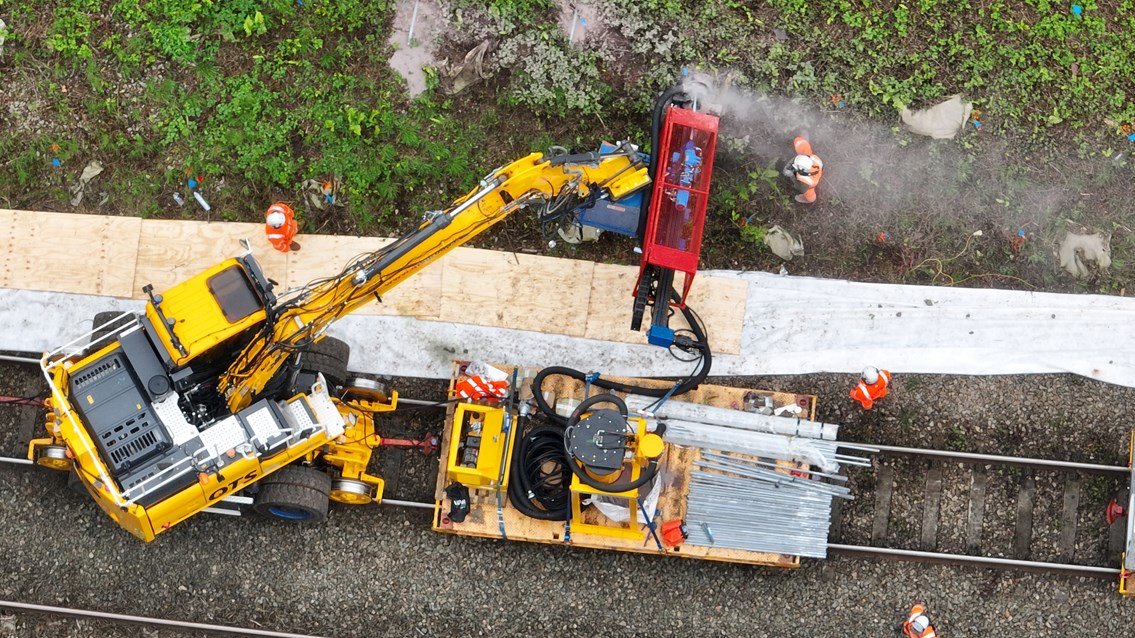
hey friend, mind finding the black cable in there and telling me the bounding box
[637,85,687,246]
[532,299,712,427]
[507,421,573,520]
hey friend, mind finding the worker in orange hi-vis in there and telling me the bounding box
[901,603,938,638]
[782,136,823,204]
[265,202,300,253]
[850,366,891,410]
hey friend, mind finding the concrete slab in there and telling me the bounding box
[10,259,1135,383]
[387,0,445,97]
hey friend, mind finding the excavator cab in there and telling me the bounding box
[141,253,276,368]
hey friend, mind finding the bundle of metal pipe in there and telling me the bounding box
[660,419,863,472]
[683,460,849,558]
[625,394,839,440]
[695,452,854,499]
[685,476,833,558]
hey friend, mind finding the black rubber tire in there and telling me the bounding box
[67,468,89,496]
[252,465,332,523]
[91,311,134,346]
[299,337,350,389]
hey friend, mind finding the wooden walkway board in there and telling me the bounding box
[584,264,747,354]
[133,219,286,296]
[286,234,442,319]
[432,363,808,569]
[0,210,747,352]
[0,209,141,297]
[439,250,594,337]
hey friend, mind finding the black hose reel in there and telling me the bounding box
[563,394,665,540]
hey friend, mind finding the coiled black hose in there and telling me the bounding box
[532,300,712,428]
[506,423,573,520]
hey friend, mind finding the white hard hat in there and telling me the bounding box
[792,154,815,172]
[861,367,880,384]
[266,211,286,228]
[911,615,930,633]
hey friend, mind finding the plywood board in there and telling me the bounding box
[584,264,747,354]
[431,363,811,568]
[286,234,442,319]
[133,219,288,296]
[0,209,141,297]
[439,249,594,336]
[0,210,748,350]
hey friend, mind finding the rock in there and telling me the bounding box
[1057,231,1111,278]
[900,94,973,139]
[764,224,804,260]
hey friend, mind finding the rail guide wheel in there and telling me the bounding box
[35,445,72,471]
[330,478,374,505]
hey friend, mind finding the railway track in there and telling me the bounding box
[2,348,1132,633]
[0,600,329,638]
[0,352,440,637]
[829,443,1132,579]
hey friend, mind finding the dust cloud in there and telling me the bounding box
[686,78,1072,239]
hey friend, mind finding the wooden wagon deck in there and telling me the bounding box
[431,362,817,568]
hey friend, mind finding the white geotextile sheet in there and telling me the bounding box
[3,270,1134,386]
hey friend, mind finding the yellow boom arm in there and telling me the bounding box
[219,144,649,411]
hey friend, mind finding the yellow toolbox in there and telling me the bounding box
[446,403,512,489]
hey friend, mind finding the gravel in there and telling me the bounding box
[2,362,1134,637]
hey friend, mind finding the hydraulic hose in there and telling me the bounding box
[561,393,660,493]
[637,85,688,244]
[506,422,573,520]
[532,300,712,427]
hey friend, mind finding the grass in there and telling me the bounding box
[3,0,1135,291]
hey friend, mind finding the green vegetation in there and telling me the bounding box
[2,0,1135,289]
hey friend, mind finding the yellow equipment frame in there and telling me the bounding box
[568,415,654,541]
[31,144,649,541]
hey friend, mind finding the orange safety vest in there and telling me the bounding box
[792,136,823,203]
[265,206,299,253]
[454,375,509,400]
[902,605,937,638]
[850,369,891,410]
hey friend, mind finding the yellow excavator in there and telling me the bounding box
[28,144,650,541]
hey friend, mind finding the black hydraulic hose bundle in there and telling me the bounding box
[531,301,712,428]
[636,84,689,245]
[506,422,574,520]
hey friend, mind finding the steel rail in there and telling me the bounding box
[0,600,327,637]
[867,443,1129,474]
[828,543,1122,578]
[0,456,32,466]
[1,454,437,509]
[0,354,39,365]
